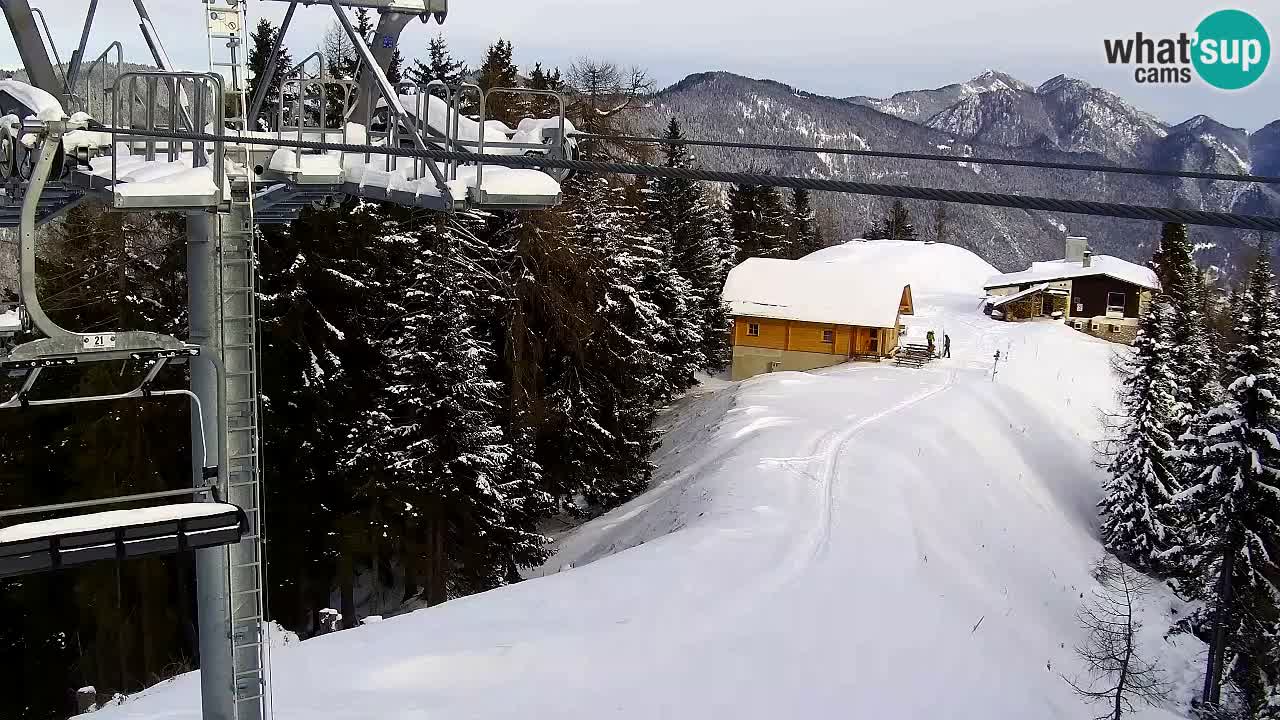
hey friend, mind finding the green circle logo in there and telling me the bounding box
[1193,9,1270,90]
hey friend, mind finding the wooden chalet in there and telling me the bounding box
[721,258,914,381]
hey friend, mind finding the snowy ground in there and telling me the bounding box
[87,240,1202,720]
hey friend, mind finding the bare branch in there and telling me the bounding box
[1064,556,1172,720]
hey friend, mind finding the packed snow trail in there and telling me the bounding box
[87,241,1201,720]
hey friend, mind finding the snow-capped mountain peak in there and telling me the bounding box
[967,69,1034,94]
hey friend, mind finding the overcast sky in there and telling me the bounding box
[8,0,1277,131]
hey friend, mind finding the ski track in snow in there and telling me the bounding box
[809,372,956,563]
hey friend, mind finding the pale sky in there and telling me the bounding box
[7,0,1278,131]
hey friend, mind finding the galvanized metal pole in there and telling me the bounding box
[352,10,413,123]
[65,0,100,94]
[189,211,236,720]
[246,1,298,131]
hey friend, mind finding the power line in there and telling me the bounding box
[95,126,1280,233]
[570,131,1280,186]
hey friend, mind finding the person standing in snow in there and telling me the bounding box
[943,334,951,358]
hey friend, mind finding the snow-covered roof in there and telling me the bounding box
[984,255,1160,291]
[722,257,911,328]
[989,284,1048,307]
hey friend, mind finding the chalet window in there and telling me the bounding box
[1109,324,1121,334]
[822,330,834,343]
[1106,292,1126,317]
[747,323,760,337]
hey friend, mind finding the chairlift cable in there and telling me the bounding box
[92,125,1280,233]
[568,132,1280,186]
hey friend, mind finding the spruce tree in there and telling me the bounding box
[1100,294,1183,572]
[874,201,917,241]
[410,33,468,87]
[788,188,823,259]
[1157,223,1220,445]
[526,173,674,512]
[341,9,375,79]
[1173,247,1280,715]
[730,182,789,263]
[523,62,563,116]
[930,202,950,244]
[386,47,405,85]
[477,39,520,126]
[647,117,730,371]
[351,217,548,605]
[247,19,293,130]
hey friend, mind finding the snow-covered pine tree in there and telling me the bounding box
[1172,246,1280,715]
[257,198,412,628]
[647,117,731,371]
[730,182,790,263]
[1156,223,1220,444]
[531,172,672,512]
[788,188,823,259]
[410,33,467,87]
[1100,294,1183,572]
[352,215,548,605]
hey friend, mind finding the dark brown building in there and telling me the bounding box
[983,238,1161,345]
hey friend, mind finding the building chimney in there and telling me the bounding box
[1065,236,1089,263]
[1083,250,1093,268]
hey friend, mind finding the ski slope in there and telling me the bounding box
[87,240,1202,720]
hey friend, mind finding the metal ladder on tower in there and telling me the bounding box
[206,2,270,719]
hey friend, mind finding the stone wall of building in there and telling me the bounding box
[1068,317,1140,345]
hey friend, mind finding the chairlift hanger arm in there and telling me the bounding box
[352,10,414,123]
[65,0,101,94]
[0,487,214,521]
[130,0,193,130]
[28,7,68,93]
[0,0,61,97]
[246,0,298,129]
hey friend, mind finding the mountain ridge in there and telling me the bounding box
[643,69,1279,275]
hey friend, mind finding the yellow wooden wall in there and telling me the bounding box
[786,321,851,355]
[734,317,789,349]
[733,318,860,356]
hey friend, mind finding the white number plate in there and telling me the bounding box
[82,333,118,351]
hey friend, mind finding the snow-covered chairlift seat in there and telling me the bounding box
[0,503,247,579]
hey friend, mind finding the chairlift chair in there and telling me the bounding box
[0,494,247,580]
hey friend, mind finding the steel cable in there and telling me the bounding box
[93,126,1280,233]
